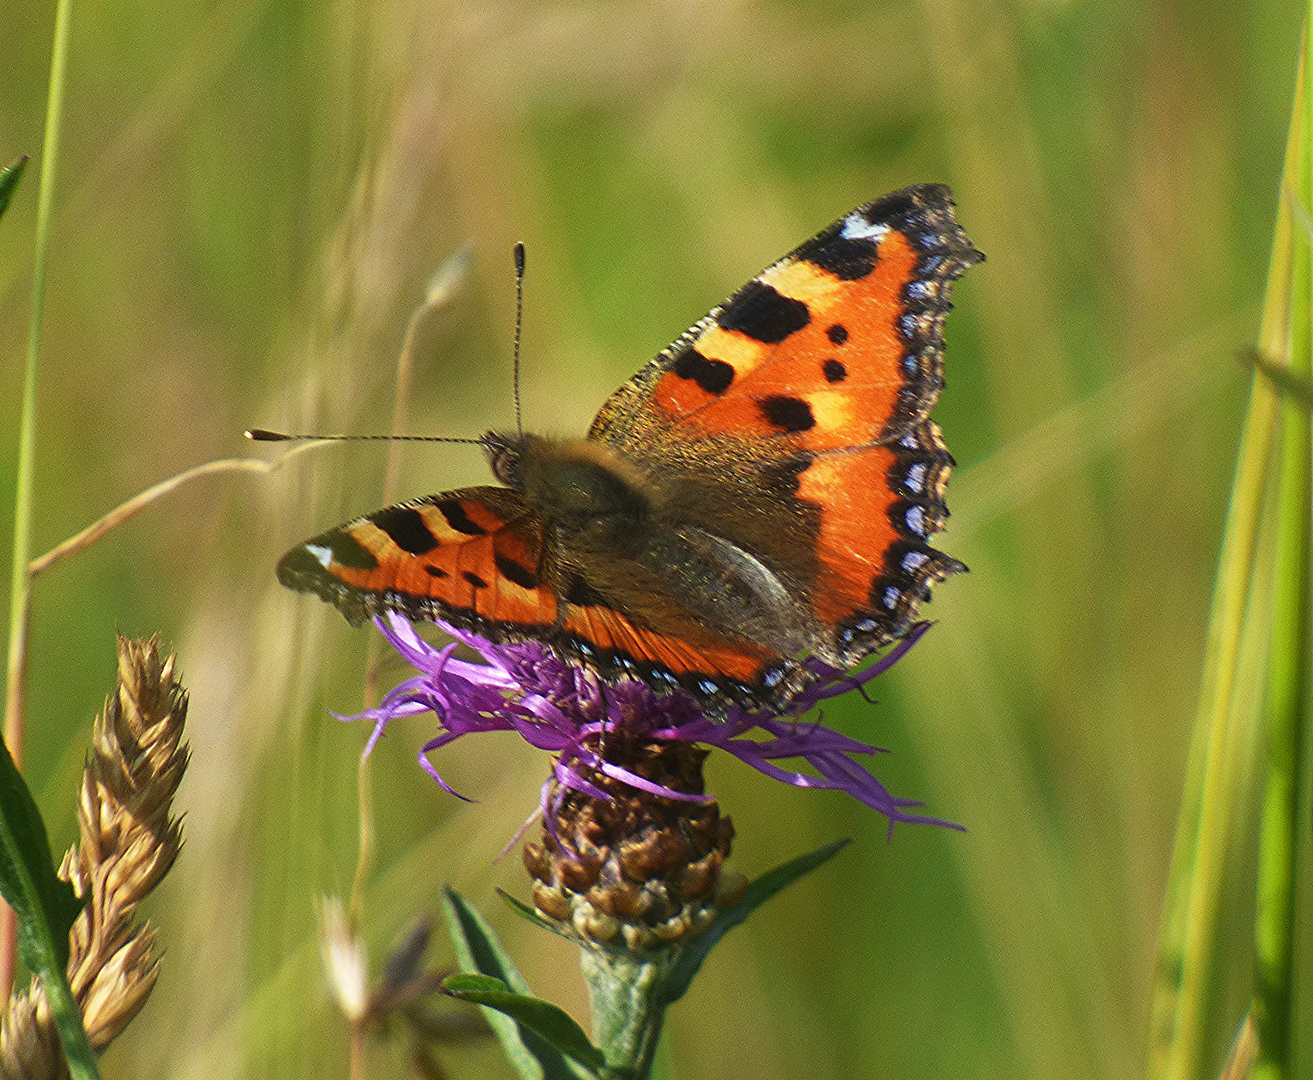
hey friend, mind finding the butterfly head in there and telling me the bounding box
[481,430,532,489]
[483,431,655,542]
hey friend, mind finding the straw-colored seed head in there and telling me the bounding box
[0,636,188,1079]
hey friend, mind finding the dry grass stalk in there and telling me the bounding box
[0,635,188,1079]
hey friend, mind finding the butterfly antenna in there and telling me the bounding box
[513,241,526,437]
[245,430,485,445]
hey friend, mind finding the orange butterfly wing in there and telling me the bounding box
[587,184,980,685]
[276,486,775,700]
[276,488,560,634]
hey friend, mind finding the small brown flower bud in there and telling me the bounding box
[523,740,735,950]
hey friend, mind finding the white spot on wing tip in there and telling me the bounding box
[307,543,334,568]
[840,213,889,242]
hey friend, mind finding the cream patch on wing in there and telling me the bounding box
[759,258,846,312]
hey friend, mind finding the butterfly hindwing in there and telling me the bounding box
[552,600,774,703]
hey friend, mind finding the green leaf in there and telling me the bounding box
[444,974,605,1075]
[660,838,850,1006]
[0,157,26,221]
[0,735,82,973]
[442,888,593,1080]
[0,736,97,1078]
[497,887,573,939]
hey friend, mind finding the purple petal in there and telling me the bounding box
[595,759,715,803]
[339,613,956,832]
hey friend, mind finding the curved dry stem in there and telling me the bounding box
[30,446,322,579]
[355,245,471,928]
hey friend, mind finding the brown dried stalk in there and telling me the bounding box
[0,636,188,1079]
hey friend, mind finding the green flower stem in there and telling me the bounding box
[580,947,678,1080]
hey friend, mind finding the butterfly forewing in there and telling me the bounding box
[276,487,560,632]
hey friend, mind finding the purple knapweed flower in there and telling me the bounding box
[347,612,959,837]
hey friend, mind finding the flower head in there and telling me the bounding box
[349,613,957,837]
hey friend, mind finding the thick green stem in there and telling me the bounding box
[580,947,678,1080]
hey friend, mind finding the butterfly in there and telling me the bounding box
[276,184,982,714]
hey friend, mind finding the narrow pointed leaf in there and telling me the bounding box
[498,887,573,939]
[444,974,604,1075]
[0,157,25,220]
[660,838,849,1006]
[0,736,97,1078]
[0,736,82,972]
[442,888,591,1080]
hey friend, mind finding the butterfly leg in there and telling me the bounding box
[596,680,610,760]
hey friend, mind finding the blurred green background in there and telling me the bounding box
[0,0,1298,1077]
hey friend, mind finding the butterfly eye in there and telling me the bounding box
[484,431,528,487]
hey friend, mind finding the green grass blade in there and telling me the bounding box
[7,0,72,751]
[2,2,100,1078]
[0,736,81,974]
[1148,16,1310,1080]
[1251,12,1313,1079]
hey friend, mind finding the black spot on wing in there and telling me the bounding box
[823,359,847,383]
[867,188,924,222]
[826,323,848,345]
[495,553,539,590]
[463,571,488,589]
[424,566,448,578]
[672,346,734,394]
[436,499,488,536]
[797,232,878,281]
[370,506,438,554]
[718,280,810,343]
[760,395,815,432]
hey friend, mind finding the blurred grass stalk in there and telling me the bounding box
[1148,8,1313,1080]
[2,0,74,1005]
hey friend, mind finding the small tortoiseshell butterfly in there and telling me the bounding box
[276,184,982,713]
